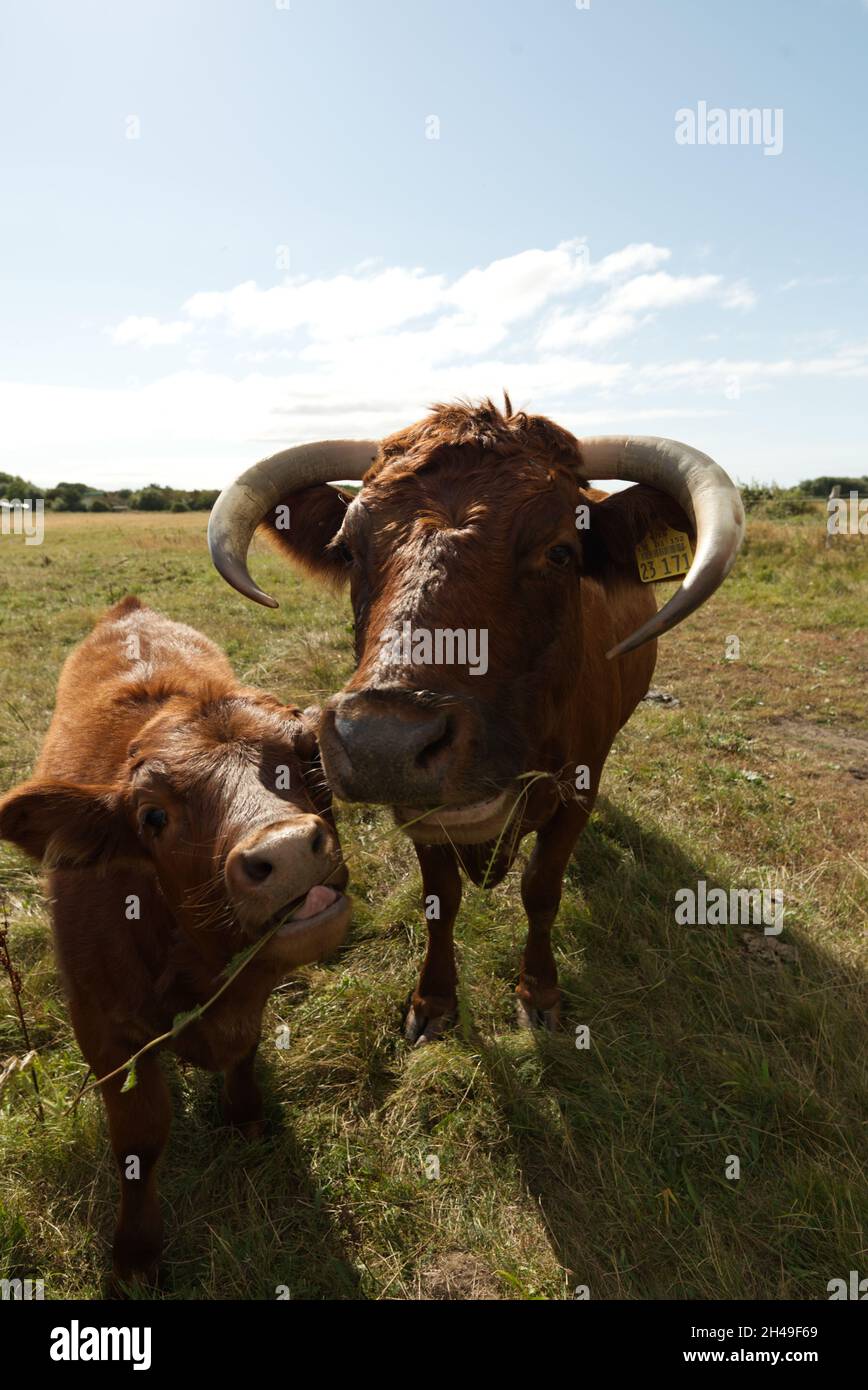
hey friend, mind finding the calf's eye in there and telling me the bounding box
[333,540,353,568]
[547,545,573,569]
[142,807,168,832]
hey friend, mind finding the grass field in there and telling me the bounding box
[1,506,866,1300]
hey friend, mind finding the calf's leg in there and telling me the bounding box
[405,842,462,1046]
[100,1052,172,1290]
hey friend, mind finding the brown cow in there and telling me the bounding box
[207,398,744,1043]
[0,597,351,1287]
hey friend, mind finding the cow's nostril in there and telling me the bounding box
[414,715,454,770]
[241,854,273,884]
[310,827,325,855]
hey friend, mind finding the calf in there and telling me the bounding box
[0,597,351,1288]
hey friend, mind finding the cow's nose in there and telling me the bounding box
[336,707,452,769]
[322,691,468,805]
[225,815,339,923]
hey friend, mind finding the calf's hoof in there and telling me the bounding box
[110,1240,163,1299]
[403,994,457,1047]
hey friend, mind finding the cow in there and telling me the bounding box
[207,397,744,1044]
[0,597,351,1288]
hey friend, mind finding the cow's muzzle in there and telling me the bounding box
[320,687,500,808]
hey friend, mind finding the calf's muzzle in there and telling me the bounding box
[225,814,346,931]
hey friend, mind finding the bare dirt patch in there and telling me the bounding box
[418,1251,504,1300]
[763,718,868,782]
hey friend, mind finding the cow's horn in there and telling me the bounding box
[207,440,379,608]
[579,436,745,659]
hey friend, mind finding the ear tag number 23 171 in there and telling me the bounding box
[635,527,694,584]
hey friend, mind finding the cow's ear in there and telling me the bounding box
[258,484,354,585]
[0,781,145,868]
[580,484,695,576]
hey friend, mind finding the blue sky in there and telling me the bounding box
[1,0,866,490]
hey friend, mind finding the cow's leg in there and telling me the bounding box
[404,841,462,1046]
[100,1051,172,1291]
[517,801,590,1031]
[222,1040,265,1139]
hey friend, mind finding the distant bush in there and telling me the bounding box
[135,488,169,511]
[48,482,88,510]
[798,476,868,498]
[186,490,220,511]
[44,485,85,511]
[89,498,109,512]
[740,482,816,518]
[0,470,39,499]
[170,500,189,513]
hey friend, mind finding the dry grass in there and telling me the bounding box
[0,506,865,1299]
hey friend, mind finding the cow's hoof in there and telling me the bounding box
[231,1116,266,1141]
[404,998,457,1047]
[516,997,561,1032]
[108,1257,163,1299]
[221,1091,265,1138]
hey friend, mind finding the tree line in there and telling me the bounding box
[0,472,219,513]
[2,470,864,517]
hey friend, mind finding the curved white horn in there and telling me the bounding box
[579,436,745,659]
[207,440,379,608]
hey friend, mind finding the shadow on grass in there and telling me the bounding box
[21,1051,365,1302]
[470,796,867,1300]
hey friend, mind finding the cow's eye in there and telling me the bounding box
[142,807,168,832]
[547,544,573,569]
[332,540,354,568]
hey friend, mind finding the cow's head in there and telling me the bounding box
[208,399,744,843]
[0,691,350,965]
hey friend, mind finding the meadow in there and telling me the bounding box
[0,505,865,1300]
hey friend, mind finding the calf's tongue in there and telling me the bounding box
[292,884,339,920]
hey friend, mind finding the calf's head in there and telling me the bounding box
[208,399,745,842]
[0,691,350,964]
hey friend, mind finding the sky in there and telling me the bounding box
[1,0,867,491]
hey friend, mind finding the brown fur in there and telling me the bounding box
[0,598,348,1288]
[261,398,695,1038]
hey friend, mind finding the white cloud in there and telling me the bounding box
[184,266,447,341]
[111,316,194,348]
[719,280,757,309]
[445,241,591,323]
[536,269,727,351]
[607,271,721,313]
[22,239,863,489]
[587,243,672,282]
[114,240,699,358]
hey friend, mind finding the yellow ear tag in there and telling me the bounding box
[635,526,694,583]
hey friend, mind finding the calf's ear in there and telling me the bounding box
[581,484,695,576]
[0,781,145,868]
[258,483,354,585]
